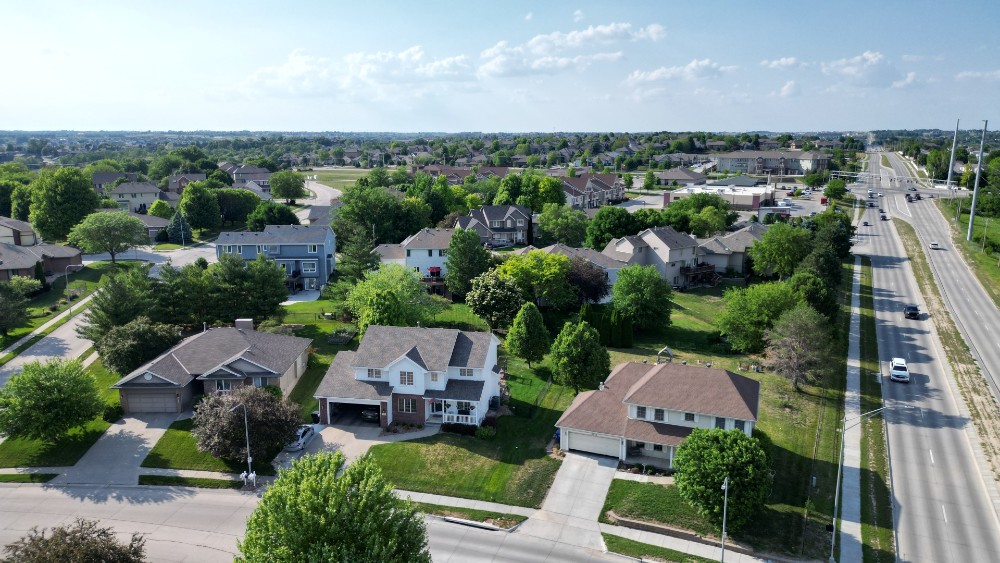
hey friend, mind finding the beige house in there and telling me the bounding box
[601,226,700,287]
[110,182,162,213]
[0,217,36,246]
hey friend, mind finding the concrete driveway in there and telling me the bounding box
[272,420,440,470]
[516,452,618,551]
[0,313,92,387]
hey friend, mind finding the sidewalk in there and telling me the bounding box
[839,255,864,562]
[0,293,94,359]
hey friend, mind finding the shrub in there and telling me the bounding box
[441,423,478,436]
[475,426,497,440]
[102,403,124,423]
[262,385,283,399]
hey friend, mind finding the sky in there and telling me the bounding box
[2,0,998,133]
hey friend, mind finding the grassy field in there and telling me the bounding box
[410,501,527,529]
[858,257,895,562]
[936,199,1000,309]
[308,168,369,191]
[602,534,716,563]
[601,481,716,537]
[0,360,119,468]
[881,155,890,168]
[137,475,243,489]
[140,418,277,476]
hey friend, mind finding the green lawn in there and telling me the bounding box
[410,501,527,529]
[309,168,369,191]
[937,199,1000,309]
[602,534,716,563]
[153,243,182,250]
[283,300,358,420]
[0,473,58,483]
[140,418,276,476]
[138,475,243,489]
[0,361,119,468]
[601,481,716,538]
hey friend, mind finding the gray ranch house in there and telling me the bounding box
[216,225,335,291]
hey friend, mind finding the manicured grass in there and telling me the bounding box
[937,199,1000,309]
[368,355,572,508]
[0,360,120,468]
[410,501,527,529]
[881,155,890,168]
[601,481,716,538]
[138,475,243,489]
[0,473,58,483]
[140,418,276,476]
[602,534,716,563]
[431,303,490,331]
[153,243,182,250]
[283,300,358,420]
[310,168,369,190]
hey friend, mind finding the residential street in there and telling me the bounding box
[0,312,91,387]
[82,243,218,277]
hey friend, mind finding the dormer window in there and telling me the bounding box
[460,368,474,377]
[368,368,382,379]
[636,406,646,419]
[654,409,664,422]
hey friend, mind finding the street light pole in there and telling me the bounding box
[721,476,730,562]
[229,403,253,477]
[64,264,84,315]
[967,120,988,241]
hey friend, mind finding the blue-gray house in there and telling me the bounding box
[216,225,336,292]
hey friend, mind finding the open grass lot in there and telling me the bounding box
[309,167,369,191]
[601,480,715,538]
[410,501,527,529]
[137,475,243,489]
[602,534,716,563]
[140,418,276,476]
[0,360,119,468]
[937,198,1000,309]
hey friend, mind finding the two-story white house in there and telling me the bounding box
[374,228,455,282]
[557,362,760,467]
[601,226,700,287]
[314,325,502,429]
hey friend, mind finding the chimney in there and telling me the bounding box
[234,318,254,331]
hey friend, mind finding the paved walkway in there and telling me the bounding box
[0,311,94,387]
[0,294,94,362]
[838,255,864,562]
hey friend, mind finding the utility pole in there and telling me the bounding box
[967,120,988,241]
[945,119,959,190]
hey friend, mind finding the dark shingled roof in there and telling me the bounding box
[644,226,698,250]
[217,224,332,246]
[314,351,392,400]
[425,379,485,401]
[353,325,464,373]
[0,243,81,271]
[110,182,161,195]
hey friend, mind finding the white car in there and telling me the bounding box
[285,424,317,452]
[930,242,940,250]
[889,358,910,383]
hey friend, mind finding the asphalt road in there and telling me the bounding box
[0,485,617,563]
[0,313,91,387]
[857,152,1000,562]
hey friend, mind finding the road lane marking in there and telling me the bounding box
[942,505,948,523]
[929,449,934,465]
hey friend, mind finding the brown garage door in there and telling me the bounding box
[125,390,178,413]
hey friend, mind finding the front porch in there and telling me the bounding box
[426,398,482,426]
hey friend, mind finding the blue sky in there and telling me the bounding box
[2,0,998,133]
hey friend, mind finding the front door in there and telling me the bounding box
[431,400,443,414]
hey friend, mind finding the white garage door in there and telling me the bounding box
[566,431,620,458]
[126,391,177,413]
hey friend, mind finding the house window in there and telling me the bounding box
[459,368,474,377]
[634,442,645,449]
[253,377,267,387]
[430,372,438,382]
[654,409,664,422]
[308,244,318,254]
[302,262,317,273]
[517,219,524,226]
[406,249,411,257]
[398,398,416,413]
[261,245,269,252]
[684,412,695,422]
[237,245,243,254]
[217,380,233,391]
[653,444,663,452]
[491,220,502,228]
[734,420,745,432]
[715,417,726,429]
[400,371,414,386]
[636,406,647,419]
[456,400,474,412]
[368,368,382,379]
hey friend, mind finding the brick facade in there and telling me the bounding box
[392,393,426,426]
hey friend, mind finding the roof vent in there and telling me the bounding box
[234,318,254,331]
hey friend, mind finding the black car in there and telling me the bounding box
[880,214,888,221]
[878,208,885,213]
[903,305,920,320]
[862,221,869,226]
[360,408,380,423]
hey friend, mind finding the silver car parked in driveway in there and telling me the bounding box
[285,424,317,452]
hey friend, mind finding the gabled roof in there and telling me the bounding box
[217,224,333,246]
[113,327,311,388]
[167,173,206,191]
[718,223,768,253]
[314,351,392,400]
[539,243,627,270]
[0,216,34,234]
[400,228,455,250]
[642,226,698,250]
[92,172,136,186]
[375,243,404,260]
[655,167,707,183]
[468,205,531,224]
[110,182,160,195]
[0,243,81,271]
[352,325,493,373]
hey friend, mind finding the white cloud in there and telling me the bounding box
[892,71,917,88]
[902,54,945,62]
[956,69,1000,81]
[760,57,798,69]
[524,12,533,21]
[633,24,666,42]
[525,22,662,54]
[574,9,584,22]
[821,51,907,89]
[626,59,737,84]
[778,80,798,97]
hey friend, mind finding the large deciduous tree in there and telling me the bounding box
[192,386,300,464]
[673,428,771,531]
[550,321,610,393]
[268,170,307,203]
[748,222,813,279]
[216,188,261,225]
[179,180,222,232]
[346,264,447,335]
[496,250,574,308]
[585,206,636,250]
[716,281,799,353]
[237,452,430,563]
[537,203,588,246]
[97,316,182,376]
[764,303,833,390]
[611,265,672,329]
[0,359,102,442]
[465,270,525,330]
[505,302,550,367]
[68,212,149,265]
[566,256,611,304]
[443,227,491,297]
[823,178,847,200]
[1,518,145,563]
[28,168,99,240]
[246,201,300,232]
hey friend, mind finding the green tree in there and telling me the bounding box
[586,206,636,250]
[192,385,300,464]
[209,254,287,323]
[151,263,212,326]
[823,178,847,200]
[179,181,222,232]
[77,265,153,344]
[623,172,634,191]
[269,170,307,203]
[643,169,656,190]
[0,281,32,336]
[166,209,193,245]
[505,302,550,367]
[97,316,182,376]
[1,518,145,563]
[747,222,813,278]
[0,178,20,218]
[567,256,610,304]
[28,168,99,240]
[147,199,174,219]
[687,206,727,237]
[0,359,102,442]
[9,182,34,221]
[764,303,833,390]
[465,270,525,330]
[68,212,149,265]
[788,270,837,318]
[550,321,610,392]
[673,429,771,531]
[337,224,380,283]
[346,264,447,335]
[246,201,300,232]
[496,250,574,308]
[237,452,430,563]
[444,227,492,297]
[716,281,798,353]
[537,203,588,246]
[611,265,673,330]
[216,188,261,225]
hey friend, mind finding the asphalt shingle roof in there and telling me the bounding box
[314,351,392,400]
[110,182,161,195]
[400,228,455,250]
[217,225,332,246]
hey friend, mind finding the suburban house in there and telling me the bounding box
[557,362,760,466]
[110,182,161,213]
[375,228,454,287]
[654,167,707,186]
[231,164,272,187]
[455,205,532,246]
[714,150,831,176]
[216,225,336,291]
[697,223,769,275]
[601,225,702,287]
[112,320,311,414]
[314,325,503,428]
[512,243,626,303]
[91,172,137,195]
[664,183,775,211]
[98,210,169,242]
[559,174,624,209]
[167,173,206,194]
[243,180,272,200]
[0,216,82,281]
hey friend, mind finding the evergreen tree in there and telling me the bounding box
[337,224,380,283]
[444,227,492,297]
[505,302,550,367]
[166,210,193,245]
[76,265,153,344]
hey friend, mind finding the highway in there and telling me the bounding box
[856,151,1000,562]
